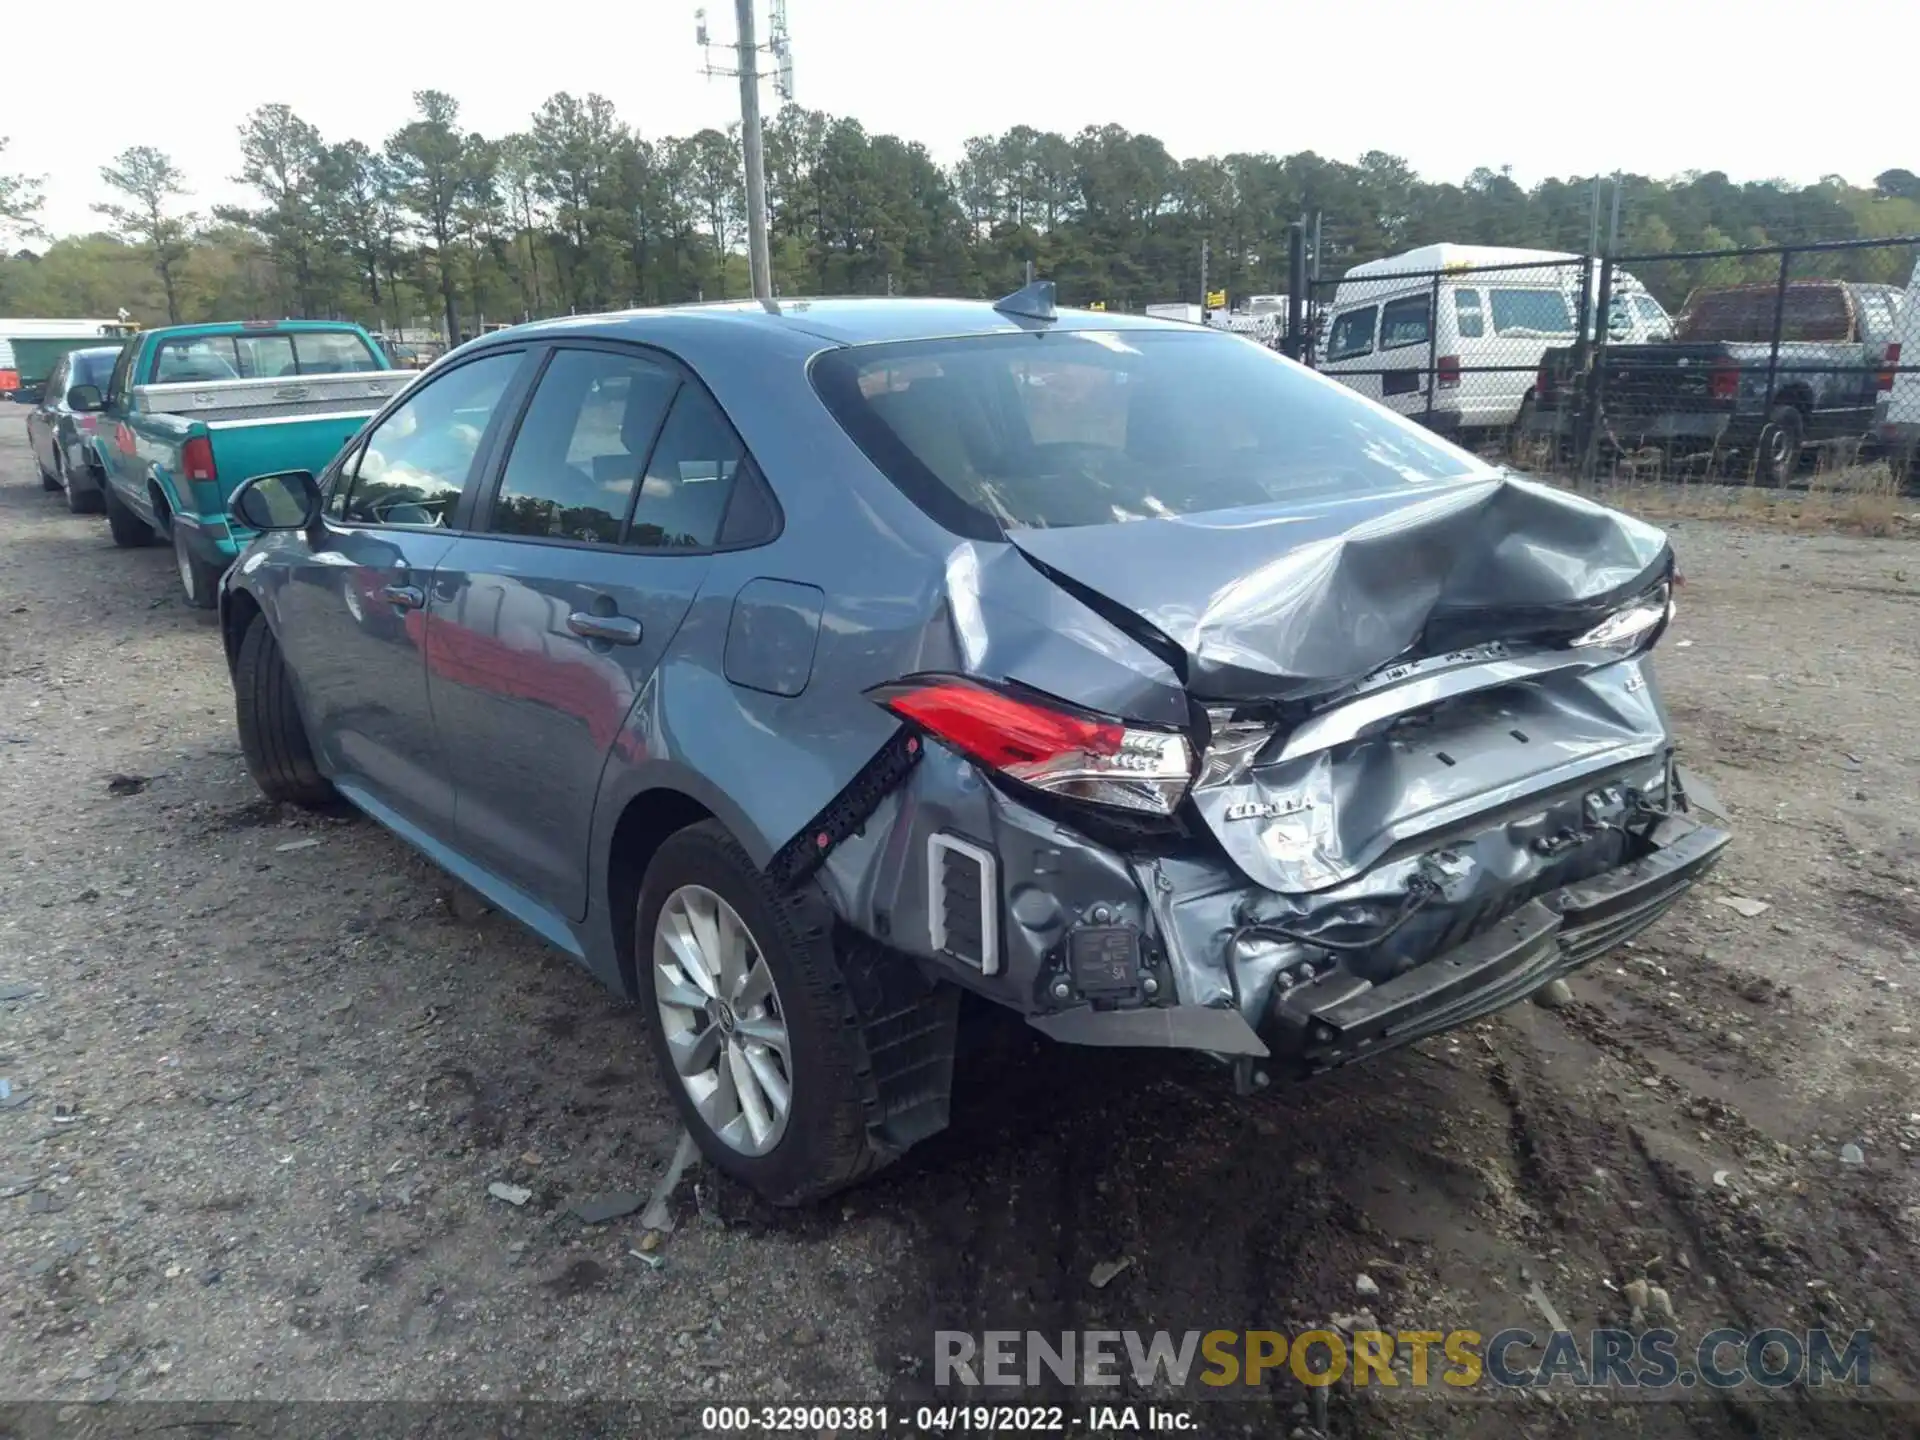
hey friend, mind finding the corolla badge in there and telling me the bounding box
[1224,797,1315,822]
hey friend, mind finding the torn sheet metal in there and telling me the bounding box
[1186,653,1671,894]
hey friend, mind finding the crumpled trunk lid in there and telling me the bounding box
[1005,472,1675,894]
[1005,473,1669,703]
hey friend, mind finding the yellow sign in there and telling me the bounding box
[1088,300,1106,311]
[1205,289,1227,309]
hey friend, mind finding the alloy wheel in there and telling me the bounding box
[653,884,793,1156]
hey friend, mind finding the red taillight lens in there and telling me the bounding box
[869,675,1194,816]
[0,369,18,393]
[1437,355,1461,389]
[1879,342,1901,394]
[1708,364,1739,401]
[1536,364,1554,401]
[181,435,217,483]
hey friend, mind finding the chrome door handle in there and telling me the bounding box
[381,584,426,609]
[567,611,644,645]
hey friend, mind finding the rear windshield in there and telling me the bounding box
[150,329,381,384]
[1488,289,1575,337]
[810,329,1485,536]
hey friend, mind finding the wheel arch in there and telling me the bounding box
[221,586,263,675]
[145,465,181,535]
[602,785,720,999]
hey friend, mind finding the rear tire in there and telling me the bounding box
[103,482,155,547]
[1757,405,1805,487]
[636,821,894,1206]
[234,613,334,808]
[174,526,222,610]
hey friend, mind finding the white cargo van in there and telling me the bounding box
[1316,244,1669,436]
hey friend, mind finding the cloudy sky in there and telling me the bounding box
[8,0,1912,238]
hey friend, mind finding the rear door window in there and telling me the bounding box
[1379,296,1431,350]
[487,348,679,545]
[1326,306,1377,360]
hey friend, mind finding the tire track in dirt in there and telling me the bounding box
[1485,1002,1919,1438]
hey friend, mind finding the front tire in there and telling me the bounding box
[636,821,892,1206]
[174,526,222,610]
[234,613,334,808]
[103,482,155,547]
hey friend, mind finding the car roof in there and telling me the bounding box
[474,297,1199,350]
[1344,243,1582,278]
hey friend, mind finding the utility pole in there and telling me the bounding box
[1200,238,1210,318]
[735,0,771,301]
[699,1,792,304]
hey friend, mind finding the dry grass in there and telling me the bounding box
[1539,457,1916,538]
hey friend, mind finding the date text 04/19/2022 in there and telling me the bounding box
[699,1404,1199,1431]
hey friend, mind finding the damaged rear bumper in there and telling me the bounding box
[1028,810,1728,1068]
[1258,816,1729,1072]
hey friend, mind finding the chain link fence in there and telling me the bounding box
[1296,235,1920,491]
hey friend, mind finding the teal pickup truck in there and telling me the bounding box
[69,320,419,608]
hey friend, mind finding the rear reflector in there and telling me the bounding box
[870,674,1194,816]
[181,434,217,483]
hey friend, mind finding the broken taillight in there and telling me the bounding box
[1569,580,1674,652]
[869,675,1194,816]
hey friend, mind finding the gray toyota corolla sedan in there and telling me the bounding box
[217,284,1729,1204]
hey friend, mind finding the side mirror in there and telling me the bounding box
[67,384,104,412]
[229,469,322,532]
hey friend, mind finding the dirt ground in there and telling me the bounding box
[3,415,1919,1437]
